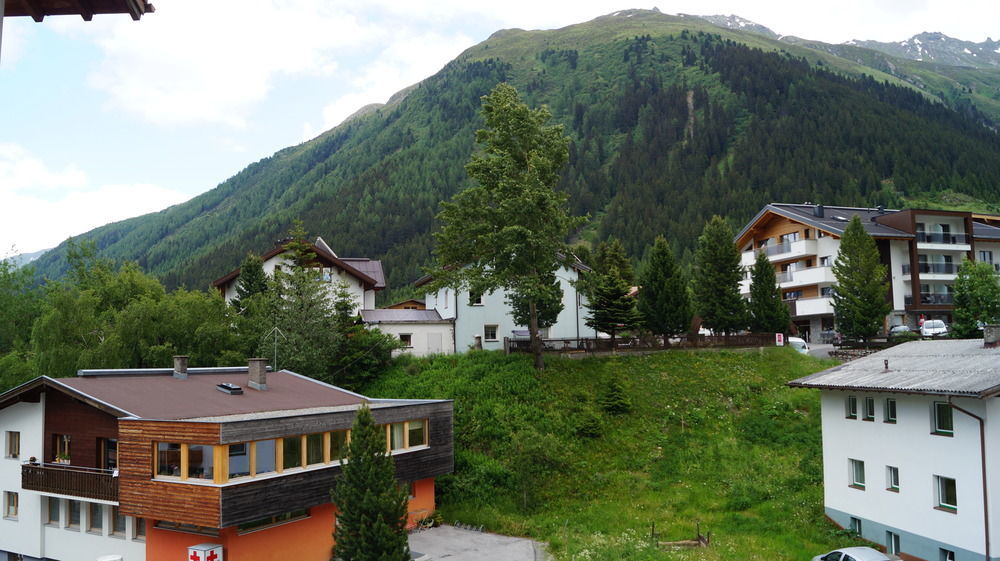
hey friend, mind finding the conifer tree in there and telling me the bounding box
[951,259,1000,338]
[832,215,890,341]
[594,237,635,285]
[331,405,409,561]
[586,271,640,348]
[747,250,790,333]
[693,216,746,335]
[234,253,268,311]
[637,237,690,339]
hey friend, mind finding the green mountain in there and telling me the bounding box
[32,9,1000,300]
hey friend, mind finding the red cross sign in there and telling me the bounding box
[188,544,223,561]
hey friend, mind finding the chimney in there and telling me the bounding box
[985,325,1000,349]
[248,358,268,391]
[173,355,189,379]
[813,204,824,218]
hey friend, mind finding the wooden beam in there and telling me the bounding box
[22,0,45,22]
[124,0,143,20]
[76,0,95,21]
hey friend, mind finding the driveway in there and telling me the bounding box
[808,343,835,359]
[409,525,550,561]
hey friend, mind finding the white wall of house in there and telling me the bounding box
[371,323,455,357]
[222,254,373,315]
[424,267,594,352]
[820,390,987,558]
[1,399,44,560]
[39,498,146,561]
[888,239,911,317]
[976,242,1000,268]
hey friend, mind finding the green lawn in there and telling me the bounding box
[365,348,865,560]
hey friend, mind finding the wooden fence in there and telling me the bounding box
[504,333,778,354]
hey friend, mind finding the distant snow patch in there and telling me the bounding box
[964,48,972,54]
[914,38,922,45]
[612,11,621,16]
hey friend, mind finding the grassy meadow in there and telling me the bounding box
[365,348,867,560]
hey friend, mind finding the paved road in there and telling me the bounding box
[409,525,549,561]
[808,343,835,359]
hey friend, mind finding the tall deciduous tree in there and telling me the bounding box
[951,259,1000,338]
[832,215,890,341]
[637,237,690,339]
[331,405,409,561]
[693,216,746,335]
[431,83,585,369]
[747,250,790,334]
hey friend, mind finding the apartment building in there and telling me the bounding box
[789,332,1000,561]
[736,204,1000,340]
[0,358,453,561]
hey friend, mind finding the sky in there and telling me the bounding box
[1,0,998,255]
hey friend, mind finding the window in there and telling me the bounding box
[820,286,834,297]
[255,439,277,475]
[849,516,861,534]
[782,290,802,301]
[780,232,800,245]
[68,500,81,529]
[282,437,303,470]
[330,431,348,462]
[884,398,897,423]
[134,517,146,540]
[3,491,18,519]
[849,459,865,489]
[5,431,19,459]
[979,250,994,264]
[111,506,126,537]
[99,438,118,470]
[443,289,449,308]
[53,434,71,461]
[228,443,250,479]
[819,255,832,266]
[935,476,957,512]
[846,396,858,419]
[88,503,103,533]
[940,549,956,561]
[933,402,954,435]
[863,397,875,421]
[886,466,899,492]
[154,521,219,535]
[306,433,324,465]
[484,324,498,341]
[469,293,483,306]
[389,422,406,451]
[408,420,426,447]
[237,509,308,533]
[156,442,181,476]
[187,445,215,480]
[886,531,900,555]
[398,333,413,348]
[47,497,60,525]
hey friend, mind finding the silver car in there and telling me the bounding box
[920,319,948,337]
[812,547,892,561]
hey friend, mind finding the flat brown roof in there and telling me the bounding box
[57,370,366,420]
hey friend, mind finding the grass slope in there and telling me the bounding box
[365,349,864,560]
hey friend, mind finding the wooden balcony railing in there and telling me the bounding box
[22,462,118,502]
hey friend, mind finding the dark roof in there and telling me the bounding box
[736,204,912,244]
[212,239,378,290]
[414,256,591,288]
[788,339,1000,397]
[5,0,153,21]
[52,369,368,420]
[340,258,386,289]
[360,309,449,323]
[973,222,1000,240]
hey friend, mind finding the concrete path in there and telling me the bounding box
[409,525,549,561]
[808,343,835,359]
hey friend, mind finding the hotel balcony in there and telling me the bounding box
[904,293,954,306]
[784,296,834,317]
[779,265,835,288]
[22,462,118,502]
[915,232,970,251]
[901,262,960,282]
[743,239,818,266]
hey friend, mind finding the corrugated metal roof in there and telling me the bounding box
[768,204,912,238]
[340,258,386,289]
[360,309,448,323]
[789,339,1000,397]
[973,222,1000,240]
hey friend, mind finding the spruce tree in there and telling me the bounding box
[831,215,890,341]
[637,237,690,339]
[594,237,635,285]
[586,271,640,348]
[693,216,746,335]
[951,259,1000,338]
[747,250,790,333]
[331,405,410,561]
[234,253,268,310]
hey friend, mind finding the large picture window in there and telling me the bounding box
[187,445,215,480]
[255,440,277,475]
[156,443,181,476]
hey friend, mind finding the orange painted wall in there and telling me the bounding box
[144,478,437,561]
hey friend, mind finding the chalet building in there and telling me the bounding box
[212,237,385,314]
[789,331,1000,561]
[0,358,453,561]
[415,261,595,353]
[735,204,1000,341]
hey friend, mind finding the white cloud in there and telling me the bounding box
[0,144,190,253]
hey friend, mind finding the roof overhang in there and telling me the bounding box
[4,0,154,22]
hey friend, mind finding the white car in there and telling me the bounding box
[812,546,892,561]
[788,336,809,354]
[920,319,948,338]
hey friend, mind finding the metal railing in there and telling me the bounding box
[21,462,118,502]
[902,263,960,275]
[916,232,968,244]
[904,293,954,305]
[504,333,778,354]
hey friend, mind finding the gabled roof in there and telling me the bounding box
[340,258,386,289]
[735,203,912,246]
[413,255,592,288]
[788,339,1000,398]
[360,309,449,324]
[212,237,379,290]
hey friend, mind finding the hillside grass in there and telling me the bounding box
[365,348,865,560]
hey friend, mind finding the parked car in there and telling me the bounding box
[788,336,809,354]
[920,319,948,338]
[812,546,892,561]
[888,325,911,335]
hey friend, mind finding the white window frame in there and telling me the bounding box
[935,475,957,512]
[863,397,875,421]
[933,401,954,436]
[887,531,900,555]
[849,516,861,534]
[884,398,897,423]
[5,431,19,459]
[886,466,899,492]
[484,324,499,342]
[398,333,413,348]
[846,396,858,419]
[849,458,865,489]
[3,491,18,520]
[940,549,956,561]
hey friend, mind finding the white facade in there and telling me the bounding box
[424,265,594,352]
[0,396,146,561]
[371,322,455,357]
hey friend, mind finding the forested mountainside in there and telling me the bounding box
[31,9,1000,301]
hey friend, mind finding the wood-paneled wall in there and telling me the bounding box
[43,390,118,466]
